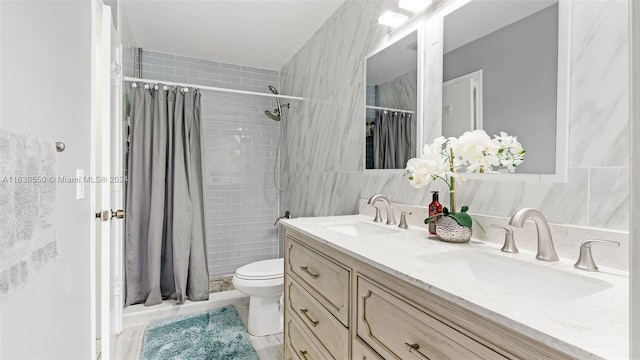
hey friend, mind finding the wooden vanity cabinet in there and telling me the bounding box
[283,228,574,360]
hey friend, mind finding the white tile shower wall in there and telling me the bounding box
[141,50,281,277]
[281,0,630,234]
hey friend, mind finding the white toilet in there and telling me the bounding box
[232,258,284,336]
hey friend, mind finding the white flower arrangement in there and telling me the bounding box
[405,129,525,218]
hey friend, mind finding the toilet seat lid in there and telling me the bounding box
[234,258,284,280]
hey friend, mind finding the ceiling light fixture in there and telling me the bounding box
[398,0,431,13]
[378,11,409,28]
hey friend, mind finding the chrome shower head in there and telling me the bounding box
[265,108,281,121]
[268,85,279,94]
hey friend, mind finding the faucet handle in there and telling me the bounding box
[491,224,518,254]
[574,239,620,272]
[398,211,412,229]
[370,205,383,223]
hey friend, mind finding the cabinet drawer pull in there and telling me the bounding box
[299,350,309,360]
[299,308,319,327]
[404,343,428,360]
[300,266,319,279]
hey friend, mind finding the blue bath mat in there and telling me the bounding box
[140,305,259,360]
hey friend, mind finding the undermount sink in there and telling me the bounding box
[417,250,613,304]
[318,220,401,237]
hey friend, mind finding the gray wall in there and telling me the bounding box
[444,4,558,174]
[281,0,629,232]
[0,1,93,358]
[141,50,281,277]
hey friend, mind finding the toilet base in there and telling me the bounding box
[247,294,283,336]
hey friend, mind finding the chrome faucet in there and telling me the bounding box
[367,194,397,225]
[574,239,620,271]
[508,208,559,261]
[398,211,411,229]
[490,224,518,254]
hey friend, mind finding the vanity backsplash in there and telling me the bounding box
[359,199,629,271]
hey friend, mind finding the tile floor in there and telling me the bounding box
[114,291,283,360]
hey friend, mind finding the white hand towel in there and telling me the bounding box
[0,128,59,302]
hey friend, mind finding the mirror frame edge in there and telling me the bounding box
[363,23,425,175]
[629,0,639,356]
[426,0,571,183]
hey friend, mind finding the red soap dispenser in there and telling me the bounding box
[428,191,442,235]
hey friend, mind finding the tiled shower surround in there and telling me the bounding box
[141,50,281,278]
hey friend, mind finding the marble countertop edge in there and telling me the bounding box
[281,214,629,360]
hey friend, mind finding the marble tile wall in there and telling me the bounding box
[141,50,281,277]
[279,0,390,218]
[120,11,136,79]
[377,70,417,112]
[280,0,630,235]
[358,200,630,271]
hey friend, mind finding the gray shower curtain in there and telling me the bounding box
[373,110,414,169]
[125,85,209,306]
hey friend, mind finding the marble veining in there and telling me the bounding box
[569,0,629,169]
[282,215,629,359]
[359,199,630,271]
[281,171,362,217]
[279,0,394,217]
[376,70,418,112]
[588,167,630,229]
[279,0,630,233]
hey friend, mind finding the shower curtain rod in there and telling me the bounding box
[366,105,415,114]
[124,76,304,101]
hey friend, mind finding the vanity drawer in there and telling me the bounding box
[286,236,350,326]
[284,343,295,360]
[357,276,507,360]
[285,310,335,360]
[286,276,348,359]
[353,336,384,360]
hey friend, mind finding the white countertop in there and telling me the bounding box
[281,215,629,360]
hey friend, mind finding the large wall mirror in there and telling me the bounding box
[365,30,420,171]
[434,0,570,181]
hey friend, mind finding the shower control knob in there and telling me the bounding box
[111,209,125,220]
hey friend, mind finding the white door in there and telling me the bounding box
[107,12,125,358]
[442,70,483,138]
[109,14,126,348]
[92,2,124,359]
